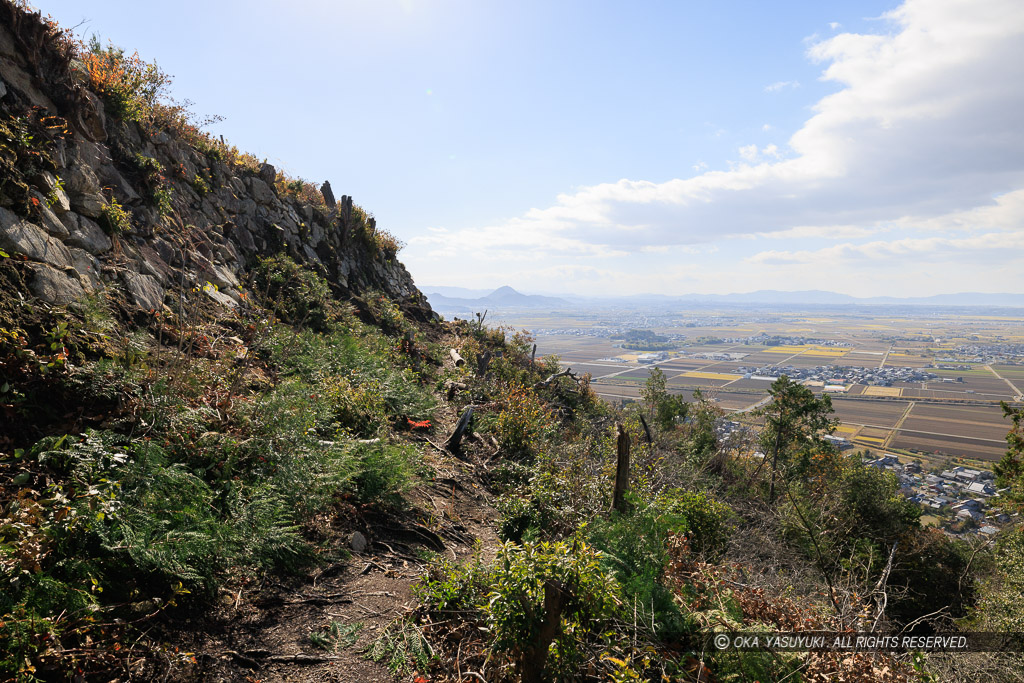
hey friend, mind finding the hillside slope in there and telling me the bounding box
[1,4,1022,683]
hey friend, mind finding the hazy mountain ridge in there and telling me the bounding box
[424,286,572,312]
[423,286,1024,309]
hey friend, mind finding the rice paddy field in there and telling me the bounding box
[510,305,1024,461]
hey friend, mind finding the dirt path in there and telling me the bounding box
[883,401,916,450]
[164,451,500,682]
[879,343,894,368]
[986,364,1023,400]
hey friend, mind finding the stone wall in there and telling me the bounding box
[0,3,432,320]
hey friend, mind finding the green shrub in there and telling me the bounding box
[495,494,547,543]
[486,537,621,679]
[251,255,340,332]
[309,620,362,651]
[587,504,689,639]
[487,381,550,459]
[642,367,688,430]
[81,39,171,124]
[656,489,734,560]
[415,551,493,612]
[261,326,435,437]
[191,173,210,196]
[351,441,421,507]
[99,196,131,234]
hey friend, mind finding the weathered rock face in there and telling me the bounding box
[0,2,433,320]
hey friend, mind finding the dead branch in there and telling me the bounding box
[871,542,898,632]
[534,367,579,389]
[639,414,653,445]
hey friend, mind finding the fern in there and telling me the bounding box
[368,619,434,674]
[309,621,362,651]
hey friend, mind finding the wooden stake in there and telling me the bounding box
[612,424,631,514]
[446,406,475,453]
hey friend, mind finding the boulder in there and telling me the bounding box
[151,236,177,266]
[27,264,85,304]
[61,213,112,254]
[203,285,237,308]
[135,243,174,285]
[35,172,70,213]
[73,90,107,143]
[123,271,165,311]
[230,224,256,253]
[75,139,113,172]
[69,247,103,292]
[71,192,106,218]
[30,192,69,237]
[258,162,276,186]
[0,207,73,268]
[98,164,140,202]
[247,177,275,205]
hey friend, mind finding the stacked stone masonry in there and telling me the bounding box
[0,6,429,318]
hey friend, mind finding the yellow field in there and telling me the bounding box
[765,345,806,353]
[856,436,885,444]
[835,424,860,435]
[681,371,739,381]
[863,386,902,397]
[804,349,849,357]
[618,354,640,361]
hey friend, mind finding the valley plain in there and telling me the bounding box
[490,304,1024,465]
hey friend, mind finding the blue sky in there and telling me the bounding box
[33,0,1024,297]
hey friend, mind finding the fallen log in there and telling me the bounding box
[449,349,465,367]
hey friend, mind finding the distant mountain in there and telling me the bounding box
[424,286,571,313]
[425,287,1023,310]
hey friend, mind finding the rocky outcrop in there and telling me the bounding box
[0,2,432,320]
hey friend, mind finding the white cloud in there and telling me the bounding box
[829,22,841,30]
[746,231,1024,265]
[405,0,1024,296]
[764,80,801,92]
[757,224,884,240]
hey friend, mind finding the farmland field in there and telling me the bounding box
[889,432,1005,460]
[831,399,910,428]
[515,305,1024,462]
